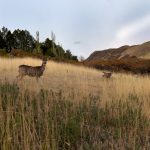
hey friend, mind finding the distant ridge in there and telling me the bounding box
[86,41,150,62]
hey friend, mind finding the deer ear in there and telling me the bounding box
[39,55,43,60]
[47,56,50,60]
[43,57,48,61]
[41,56,45,60]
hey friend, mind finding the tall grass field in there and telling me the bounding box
[0,57,150,149]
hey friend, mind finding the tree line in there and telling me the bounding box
[0,27,78,61]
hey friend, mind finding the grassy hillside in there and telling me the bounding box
[85,41,150,74]
[87,41,150,62]
[0,57,150,149]
[120,41,150,59]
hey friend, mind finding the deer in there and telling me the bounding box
[102,71,112,78]
[17,58,47,81]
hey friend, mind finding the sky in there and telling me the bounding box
[0,0,150,58]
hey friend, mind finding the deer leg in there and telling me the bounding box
[16,74,22,81]
[36,77,39,82]
[17,75,24,81]
[16,74,20,79]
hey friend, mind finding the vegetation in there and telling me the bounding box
[85,57,150,74]
[0,27,78,61]
[0,82,150,149]
[0,57,149,149]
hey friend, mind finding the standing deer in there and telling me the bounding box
[102,71,112,78]
[17,58,47,81]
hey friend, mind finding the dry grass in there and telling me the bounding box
[1,57,150,104]
[0,57,150,149]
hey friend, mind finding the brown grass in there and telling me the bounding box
[0,57,150,149]
[0,57,150,113]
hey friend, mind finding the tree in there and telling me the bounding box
[79,56,85,62]
[0,26,78,61]
[45,38,53,48]
[33,31,41,54]
[0,34,6,48]
[0,27,14,52]
[65,50,72,59]
[13,29,35,51]
[36,31,39,44]
[51,31,57,57]
[43,38,55,57]
[56,45,65,58]
[40,45,48,55]
[1,26,8,40]
[72,56,78,61]
[0,27,10,50]
[6,31,15,47]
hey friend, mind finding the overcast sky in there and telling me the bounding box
[1,0,150,58]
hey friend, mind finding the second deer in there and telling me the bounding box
[17,58,47,81]
[102,72,112,78]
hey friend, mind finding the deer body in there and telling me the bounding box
[102,72,112,78]
[17,59,47,81]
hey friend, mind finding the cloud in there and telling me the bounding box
[116,14,150,40]
[73,41,81,45]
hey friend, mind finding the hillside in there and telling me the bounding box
[85,41,150,74]
[86,41,150,62]
[0,57,150,149]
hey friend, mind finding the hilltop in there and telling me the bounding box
[86,41,150,62]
